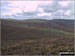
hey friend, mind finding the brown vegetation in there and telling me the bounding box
[1,19,74,55]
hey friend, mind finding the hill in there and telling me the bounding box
[1,19,74,55]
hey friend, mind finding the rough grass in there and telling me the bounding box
[1,19,74,55]
[41,28,74,36]
[1,37,74,55]
[24,19,48,23]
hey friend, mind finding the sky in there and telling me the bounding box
[0,0,75,20]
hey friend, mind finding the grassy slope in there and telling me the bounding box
[1,19,74,55]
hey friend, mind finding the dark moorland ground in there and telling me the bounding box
[1,19,74,55]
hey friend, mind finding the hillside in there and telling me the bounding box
[1,19,74,55]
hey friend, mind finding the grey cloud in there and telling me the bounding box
[2,1,74,20]
[15,11,38,17]
[40,1,69,13]
[39,1,60,13]
[53,10,64,16]
[38,1,74,19]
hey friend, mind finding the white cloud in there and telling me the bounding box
[1,0,74,20]
[64,10,70,16]
[1,12,12,16]
[59,1,70,7]
[38,8,44,13]
[1,1,53,16]
[8,1,52,12]
[37,13,52,16]
[53,10,64,16]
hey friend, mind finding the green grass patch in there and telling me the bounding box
[40,28,74,36]
[24,19,48,23]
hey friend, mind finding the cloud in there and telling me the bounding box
[6,1,52,12]
[53,10,64,16]
[64,10,70,16]
[1,0,74,20]
[58,1,70,7]
[38,8,44,13]
[37,13,52,17]
[2,12,12,16]
[1,1,52,15]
